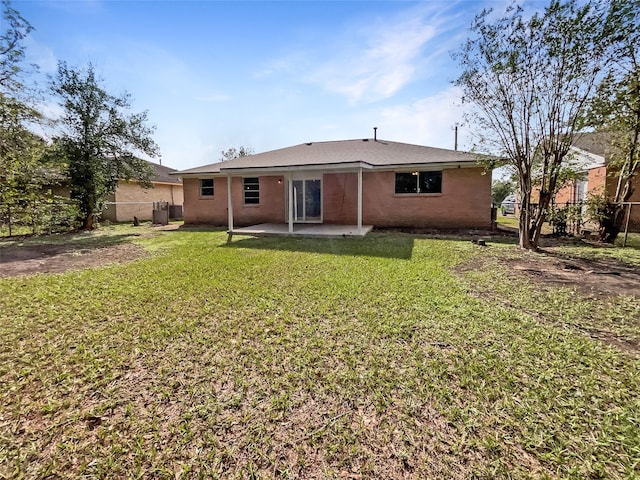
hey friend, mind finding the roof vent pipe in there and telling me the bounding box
[374,127,377,141]
[454,124,458,151]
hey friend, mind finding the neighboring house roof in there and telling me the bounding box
[146,161,182,185]
[567,132,611,172]
[175,139,482,176]
[37,167,67,184]
[572,132,612,158]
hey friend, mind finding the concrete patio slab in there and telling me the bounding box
[229,223,373,238]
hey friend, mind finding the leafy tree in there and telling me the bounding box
[0,0,32,91]
[220,146,254,162]
[582,0,640,242]
[51,62,159,229]
[455,0,611,250]
[0,0,40,134]
[0,0,49,234]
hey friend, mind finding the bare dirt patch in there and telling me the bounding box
[0,242,147,278]
[456,242,640,354]
[507,249,640,298]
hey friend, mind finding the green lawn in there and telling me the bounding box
[1,226,639,479]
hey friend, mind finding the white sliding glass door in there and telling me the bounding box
[291,177,322,223]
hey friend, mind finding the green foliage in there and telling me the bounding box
[0,0,33,92]
[584,189,628,242]
[455,0,611,250]
[0,0,41,136]
[0,1,66,236]
[220,145,254,162]
[581,0,640,241]
[0,195,80,236]
[0,0,38,191]
[585,190,609,226]
[547,202,584,235]
[51,62,159,230]
[491,179,514,206]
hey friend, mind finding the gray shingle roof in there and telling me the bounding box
[571,132,612,158]
[176,139,481,175]
[147,161,182,184]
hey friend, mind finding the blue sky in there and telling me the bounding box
[18,0,522,171]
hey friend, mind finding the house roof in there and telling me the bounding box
[572,132,612,158]
[147,161,182,184]
[567,132,613,172]
[176,139,482,176]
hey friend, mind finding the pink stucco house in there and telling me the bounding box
[174,137,492,236]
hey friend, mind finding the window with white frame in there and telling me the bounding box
[395,171,442,194]
[243,177,259,204]
[200,178,214,196]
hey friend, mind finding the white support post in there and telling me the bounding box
[288,172,294,233]
[227,174,234,232]
[357,167,363,234]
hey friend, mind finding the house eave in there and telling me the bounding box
[219,161,375,175]
[119,178,182,186]
[568,146,606,171]
[178,172,220,179]
[177,160,479,178]
[371,161,480,171]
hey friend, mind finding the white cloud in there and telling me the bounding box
[312,17,438,103]
[24,36,58,73]
[39,100,65,121]
[263,2,467,104]
[374,86,471,150]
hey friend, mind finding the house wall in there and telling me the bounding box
[589,166,607,196]
[102,181,184,222]
[183,167,492,229]
[324,169,491,227]
[101,192,118,222]
[323,173,358,223]
[554,184,576,205]
[606,171,640,231]
[51,186,70,198]
[361,168,491,228]
[183,176,285,226]
[544,166,607,206]
[551,166,639,232]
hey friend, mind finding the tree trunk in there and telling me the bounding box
[600,202,626,243]
[518,196,536,250]
[529,190,554,249]
[518,174,537,250]
[80,191,95,230]
[82,213,94,230]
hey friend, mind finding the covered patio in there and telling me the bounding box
[228,223,373,239]
[225,160,371,240]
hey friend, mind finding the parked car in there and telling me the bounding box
[501,195,516,215]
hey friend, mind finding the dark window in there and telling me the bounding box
[200,178,214,196]
[418,171,442,194]
[395,173,417,193]
[243,177,259,204]
[395,171,442,194]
